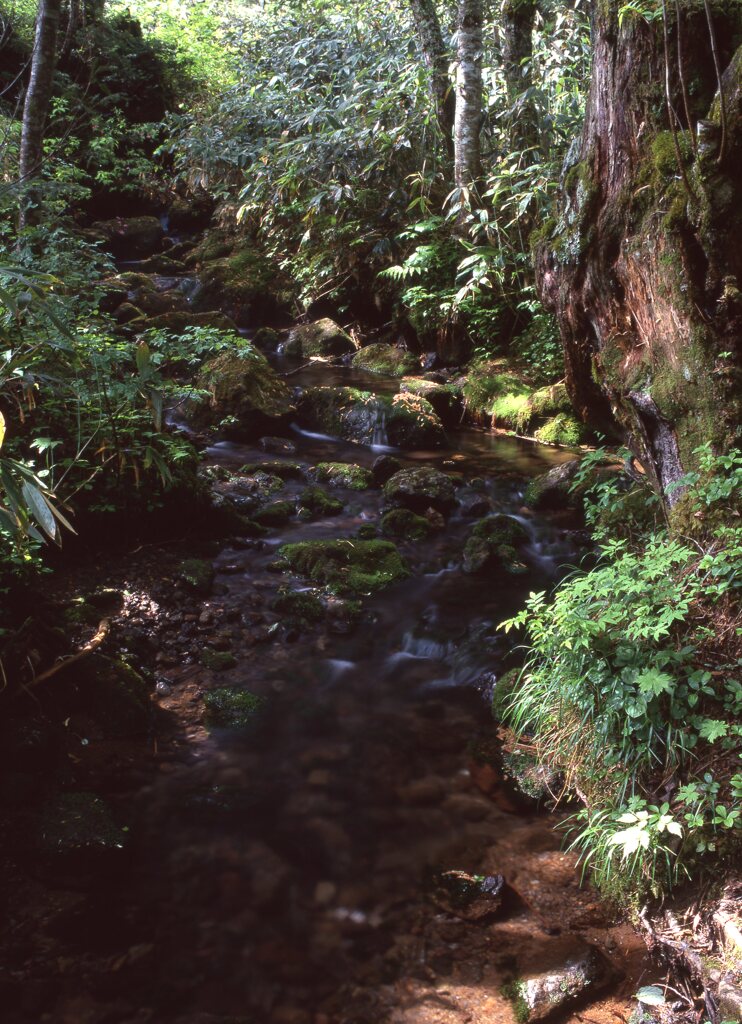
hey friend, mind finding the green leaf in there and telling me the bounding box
[21,480,58,542]
[636,986,666,1006]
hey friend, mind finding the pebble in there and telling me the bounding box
[155,680,172,696]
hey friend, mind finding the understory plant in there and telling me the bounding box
[500,447,742,902]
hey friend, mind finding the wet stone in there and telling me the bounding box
[259,436,297,455]
[505,946,608,1022]
[430,870,505,921]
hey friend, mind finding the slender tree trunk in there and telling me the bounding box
[535,2,742,504]
[500,0,538,154]
[19,0,62,229]
[58,0,80,63]
[408,0,455,157]
[453,0,483,193]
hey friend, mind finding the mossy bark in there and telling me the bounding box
[536,2,742,503]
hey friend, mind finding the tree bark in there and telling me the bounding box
[58,0,80,63]
[19,0,62,228]
[500,0,538,154]
[535,1,742,505]
[454,0,483,192]
[408,0,455,157]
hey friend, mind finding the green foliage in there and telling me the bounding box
[501,449,742,900]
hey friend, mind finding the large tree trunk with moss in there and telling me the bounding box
[535,1,742,504]
[19,0,61,229]
[408,0,455,158]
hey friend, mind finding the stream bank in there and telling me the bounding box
[1,221,660,1024]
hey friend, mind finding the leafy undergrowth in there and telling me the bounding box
[500,445,742,907]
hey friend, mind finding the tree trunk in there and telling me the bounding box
[500,0,538,154]
[408,0,455,157]
[19,0,61,229]
[453,0,483,192]
[535,1,742,505]
[59,0,80,63]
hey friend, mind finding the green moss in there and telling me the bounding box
[278,539,409,594]
[380,508,432,541]
[527,382,570,418]
[283,318,354,357]
[491,667,521,721]
[652,130,692,180]
[491,391,531,431]
[177,558,214,595]
[197,348,294,427]
[462,360,531,422]
[297,486,344,518]
[203,687,264,728]
[200,650,238,671]
[64,597,100,627]
[383,466,457,514]
[272,587,325,623]
[297,386,445,449]
[252,500,295,526]
[463,515,529,574]
[502,980,530,1024]
[351,343,419,377]
[356,523,378,539]
[534,413,585,446]
[314,462,373,490]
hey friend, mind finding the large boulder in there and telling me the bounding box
[191,349,294,439]
[462,514,530,574]
[352,343,419,377]
[282,318,355,358]
[524,458,582,511]
[382,466,457,514]
[297,386,445,449]
[90,216,164,257]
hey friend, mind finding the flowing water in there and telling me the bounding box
[3,278,652,1023]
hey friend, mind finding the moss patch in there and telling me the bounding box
[380,508,432,541]
[278,539,409,594]
[534,413,586,446]
[239,461,304,480]
[383,466,457,514]
[272,587,325,623]
[200,650,238,671]
[297,486,344,519]
[462,515,530,574]
[313,462,373,490]
[195,347,294,438]
[203,687,264,728]
[352,343,419,377]
[297,386,445,449]
[252,500,295,526]
[283,318,354,357]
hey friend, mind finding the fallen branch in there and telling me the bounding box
[22,618,111,692]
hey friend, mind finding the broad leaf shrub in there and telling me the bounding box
[500,447,742,904]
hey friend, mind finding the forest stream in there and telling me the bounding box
[1,248,656,1024]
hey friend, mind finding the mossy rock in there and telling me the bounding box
[192,245,294,325]
[140,311,238,334]
[297,486,344,519]
[193,348,294,439]
[112,302,146,325]
[130,287,187,317]
[430,870,505,921]
[252,500,295,527]
[90,215,164,257]
[462,360,531,424]
[380,508,432,541]
[278,539,409,594]
[297,386,445,449]
[462,514,530,575]
[523,459,582,511]
[272,587,326,623]
[526,382,571,419]
[177,558,214,595]
[313,462,373,490]
[501,750,561,803]
[400,376,463,426]
[38,792,128,876]
[283,318,354,358]
[239,461,305,480]
[113,271,155,292]
[491,667,521,721]
[203,687,264,728]
[383,466,457,514]
[351,343,419,377]
[534,413,586,447]
[356,523,378,539]
[252,326,281,348]
[136,254,187,275]
[74,655,150,737]
[200,650,238,672]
